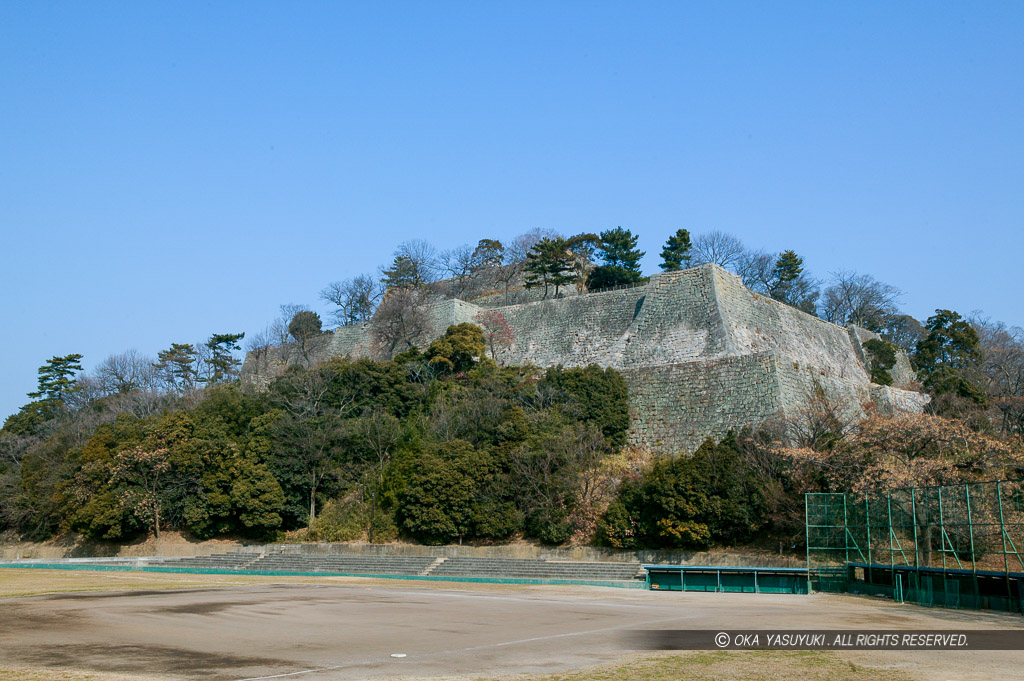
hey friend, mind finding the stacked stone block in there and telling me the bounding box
[241,264,928,454]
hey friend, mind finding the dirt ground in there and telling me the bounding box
[1,569,1022,681]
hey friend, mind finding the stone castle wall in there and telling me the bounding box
[622,352,781,453]
[490,286,649,368]
[850,326,918,388]
[241,264,928,453]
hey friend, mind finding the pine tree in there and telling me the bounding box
[587,227,645,289]
[153,343,199,392]
[773,250,803,284]
[768,250,817,312]
[27,354,83,403]
[659,229,692,271]
[381,256,423,289]
[914,309,985,403]
[206,332,246,383]
[597,227,644,272]
[524,237,576,298]
[471,239,505,270]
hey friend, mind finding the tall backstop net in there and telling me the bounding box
[806,480,1024,613]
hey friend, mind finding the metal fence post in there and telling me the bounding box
[965,483,979,601]
[887,492,895,573]
[805,494,812,594]
[911,487,920,569]
[998,481,1011,598]
[865,497,872,573]
[938,486,947,573]
[843,494,850,570]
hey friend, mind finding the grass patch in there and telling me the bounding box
[0,567,580,599]
[0,653,918,681]
[483,651,917,681]
[0,568,292,598]
[0,667,154,681]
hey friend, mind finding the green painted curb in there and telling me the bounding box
[0,562,645,589]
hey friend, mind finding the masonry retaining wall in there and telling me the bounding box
[240,264,927,454]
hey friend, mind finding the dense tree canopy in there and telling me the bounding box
[424,323,486,374]
[4,230,1022,556]
[0,325,634,546]
[599,434,767,549]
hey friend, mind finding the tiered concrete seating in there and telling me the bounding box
[146,552,263,569]
[245,553,436,575]
[83,550,642,582]
[430,557,640,581]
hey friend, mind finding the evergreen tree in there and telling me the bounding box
[524,237,576,298]
[288,311,322,342]
[471,238,504,270]
[768,250,818,314]
[381,255,424,289]
[659,229,692,271]
[288,311,324,366]
[27,354,84,404]
[206,332,246,383]
[914,309,985,403]
[863,338,898,386]
[773,250,803,284]
[587,227,645,289]
[425,323,486,374]
[597,226,644,272]
[598,433,766,549]
[153,343,199,392]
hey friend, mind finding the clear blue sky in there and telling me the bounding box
[2,2,1022,421]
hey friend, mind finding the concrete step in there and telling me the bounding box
[420,557,446,576]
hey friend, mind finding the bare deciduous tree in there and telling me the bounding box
[438,244,477,298]
[94,349,159,395]
[192,341,215,386]
[260,303,311,365]
[691,231,747,270]
[785,381,860,453]
[820,271,902,331]
[883,314,927,353]
[736,249,775,292]
[973,317,1024,437]
[370,288,428,358]
[357,409,401,481]
[475,310,515,365]
[388,239,440,286]
[560,423,614,540]
[506,422,611,542]
[354,408,402,542]
[489,229,561,304]
[80,350,165,418]
[321,274,383,325]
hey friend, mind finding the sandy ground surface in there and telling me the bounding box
[1,569,1022,681]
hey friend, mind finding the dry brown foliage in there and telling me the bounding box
[778,411,1024,495]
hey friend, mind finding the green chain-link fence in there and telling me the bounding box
[806,480,1024,614]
